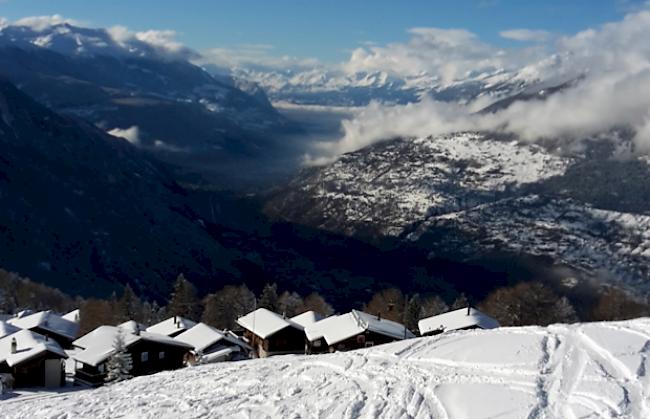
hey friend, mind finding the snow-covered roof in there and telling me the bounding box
[418,307,500,335]
[62,309,80,323]
[73,324,193,367]
[146,316,197,337]
[305,310,414,346]
[118,320,147,334]
[290,311,324,328]
[200,346,240,363]
[0,329,67,367]
[0,320,20,339]
[174,323,251,353]
[304,315,343,342]
[236,308,303,339]
[8,310,79,340]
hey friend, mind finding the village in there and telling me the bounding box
[0,304,499,393]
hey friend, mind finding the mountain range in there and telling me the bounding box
[1,21,649,308]
[0,22,302,187]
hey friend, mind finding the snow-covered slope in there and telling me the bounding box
[5,319,650,418]
[267,133,570,237]
[413,195,650,294]
[265,131,650,293]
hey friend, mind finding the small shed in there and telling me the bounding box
[236,308,306,357]
[418,307,500,336]
[305,310,415,352]
[174,322,252,364]
[8,310,79,349]
[0,330,67,388]
[72,322,192,386]
[146,316,197,338]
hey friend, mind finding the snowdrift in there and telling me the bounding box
[4,319,650,418]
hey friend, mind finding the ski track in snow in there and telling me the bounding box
[4,320,650,418]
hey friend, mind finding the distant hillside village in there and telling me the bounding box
[2,268,650,393]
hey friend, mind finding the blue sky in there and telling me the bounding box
[0,0,646,62]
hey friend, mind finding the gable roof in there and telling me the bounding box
[0,329,67,367]
[305,310,415,346]
[304,315,343,342]
[8,310,79,340]
[418,307,500,335]
[146,316,197,337]
[72,323,192,367]
[62,309,80,323]
[174,323,251,353]
[236,308,303,339]
[0,320,20,339]
[290,311,324,328]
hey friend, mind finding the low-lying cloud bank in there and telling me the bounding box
[307,8,650,164]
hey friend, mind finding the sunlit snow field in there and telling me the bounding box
[3,319,650,418]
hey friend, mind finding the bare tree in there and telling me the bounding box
[364,288,405,322]
[479,282,578,327]
[297,293,334,317]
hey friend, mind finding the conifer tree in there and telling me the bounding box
[105,329,133,383]
[403,294,422,333]
[258,283,279,312]
[117,284,142,323]
[167,273,200,321]
[450,293,469,310]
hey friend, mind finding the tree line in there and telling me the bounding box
[2,268,650,336]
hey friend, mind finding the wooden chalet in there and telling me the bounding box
[418,306,500,336]
[0,329,67,388]
[146,316,197,338]
[7,310,79,349]
[72,321,192,386]
[237,308,308,358]
[174,322,252,365]
[304,310,415,353]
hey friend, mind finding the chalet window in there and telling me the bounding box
[141,351,149,362]
[159,351,165,360]
[365,341,375,347]
[313,340,322,348]
[356,335,366,344]
[98,364,105,373]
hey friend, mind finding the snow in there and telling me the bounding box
[277,132,570,237]
[418,307,500,335]
[7,310,79,340]
[0,330,67,367]
[61,309,80,324]
[289,311,324,328]
[0,322,19,340]
[305,310,415,346]
[199,346,240,363]
[236,308,303,339]
[5,319,650,418]
[173,323,250,354]
[72,325,192,367]
[146,317,197,337]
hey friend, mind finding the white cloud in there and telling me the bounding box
[105,25,198,61]
[199,44,320,71]
[342,27,511,85]
[500,29,552,42]
[13,15,82,32]
[108,126,140,145]
[307,7,650,163]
